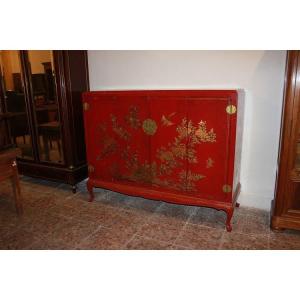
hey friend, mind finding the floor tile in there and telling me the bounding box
[1,176,300,250]
[46,219,100,245]
[149,202,195,224]
[174,223,224,249]
[123,196,163,215]
[78,226,134,250]
[188,206,227,230]
[0,228,39,250]
[137,218,186,243]
[269,230,300,250]
[238,214,271,235]
[26,238,75,250]
[220,232,269,250]
[125,235,173,250]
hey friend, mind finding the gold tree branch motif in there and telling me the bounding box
[96,107,217,192]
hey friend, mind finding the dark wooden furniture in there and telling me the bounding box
[0,51,89,192]
[0,148,23,214]
[271,51,300,231]
[0,113,13,151]
[38,121,62,161]
[83,90,244,231]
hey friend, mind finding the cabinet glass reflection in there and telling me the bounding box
[28,50,64,164]
[0,50,33,159]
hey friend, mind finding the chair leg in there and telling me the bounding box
[10,160,23,215]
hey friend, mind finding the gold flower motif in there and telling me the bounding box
[142,118,157,135]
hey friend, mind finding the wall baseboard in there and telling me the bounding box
[237,192,272,211]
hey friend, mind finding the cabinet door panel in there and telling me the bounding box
[85,93,149,185]
[187,98,232,202]
[149,97,188,193]
[27,50,64,164]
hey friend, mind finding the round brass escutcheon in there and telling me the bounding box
[223,184,232,193]
[226,105,237,115]
[142,118,157,135]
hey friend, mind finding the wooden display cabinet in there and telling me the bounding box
[271,50,300,231]
[0,50,89,192]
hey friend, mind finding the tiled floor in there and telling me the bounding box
[1,176,300,250]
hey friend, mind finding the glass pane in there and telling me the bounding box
[27,50,64,164]
[0,50,33,159]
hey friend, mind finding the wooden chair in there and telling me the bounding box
[0,148,23,214]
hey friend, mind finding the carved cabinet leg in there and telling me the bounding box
[87,179,94,202]
[225,208,234,232]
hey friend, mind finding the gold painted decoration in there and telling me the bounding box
[142,118,157,136]
[96,112,217,193]
[206,158,214,168]
[96,123,118,160]
[195,121,216,142]
[161,112,176,127]
[226,105,237,115]
[111,114,131,140]
[223,184,232,193]
[125,106,141,129]
[179,170,205,192]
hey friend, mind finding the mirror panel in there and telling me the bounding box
[0,50,33,159]
[27,50,64,164]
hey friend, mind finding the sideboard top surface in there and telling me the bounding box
[83,89,238,99]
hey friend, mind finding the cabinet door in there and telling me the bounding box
[187,97,234,202]
[26,50,64,164]
[0,51,34,159]
[149,96,188,193]
[84,93,149,185]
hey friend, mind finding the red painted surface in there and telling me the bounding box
[82,90,243,231]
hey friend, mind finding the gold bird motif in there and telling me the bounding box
[161,112,176,127]
[206,157,214,168]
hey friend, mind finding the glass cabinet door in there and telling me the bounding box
[0,50,34,159]
[27,50,64,164]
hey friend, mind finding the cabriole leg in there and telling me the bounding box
[87,179,94,202]
[225,208,234,232]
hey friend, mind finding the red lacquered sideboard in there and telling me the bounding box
[82,90,244,231]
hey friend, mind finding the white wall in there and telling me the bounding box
[88,50,287,210]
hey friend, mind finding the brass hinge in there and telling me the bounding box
[88,164,95,173]
[83,102,90,111]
